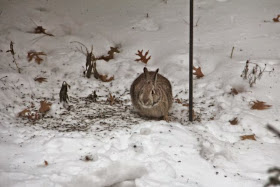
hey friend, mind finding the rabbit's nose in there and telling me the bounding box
[142,98,152,106]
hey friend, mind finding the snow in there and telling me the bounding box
[0,0,280,186]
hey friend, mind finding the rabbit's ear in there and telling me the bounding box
[153,69,159,84]
[143,67,148,79]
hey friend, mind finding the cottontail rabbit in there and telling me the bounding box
[130,67,172,121]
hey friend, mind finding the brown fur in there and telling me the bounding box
[130,67,172,120]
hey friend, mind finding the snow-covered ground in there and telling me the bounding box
[0,0,280,186]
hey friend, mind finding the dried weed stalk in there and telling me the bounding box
[6,41,21,73]
[241,60,274,87]
[70,41,115,82]
[59,81,70,103]
[265,125,280,187]
[265,167,280,187]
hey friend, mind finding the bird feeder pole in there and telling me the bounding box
[189,0,194,121]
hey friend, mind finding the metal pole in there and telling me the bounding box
[189,0,194,121]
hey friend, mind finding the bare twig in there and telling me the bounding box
[230,46,235,58]
[195,17,200,27]
[267,124,280,138]
[6,41,21,73]
[70,41,89,54]
[0,76,7,81]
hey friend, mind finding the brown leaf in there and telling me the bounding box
[97,46,120,61]
[229,117,238,125]
[34,26,54,36]
[135,50,151,64]
[175,98,182,104]
[107,93,117,105]
[240,134,256,141]
[28,112,40,121]
[34,77,47,83]
[272,14,280,22]
[250,100,271,110]
[99,74,114,82]
[193,66,204,78]
[230,88,238,95]
[39,100,52,113]
[27,51,46,64]
[44,160,48,166]
[175,98,189,107]
[18,108,40,121]
[18,108,31,117]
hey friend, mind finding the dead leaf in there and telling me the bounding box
[44,160,48,166]
[97,46,120,61]
[135,50,151,64]
[193,66,204,78]
[39,100,52,113]
[18,108,40,121]
[250,100,271,110]
[34,26,54,36]
[28,112,40,121]
[240,134,256,141]
[175,98,182,104]
[230,88,238,95]
[229,117,238,125]
[107,93,117,105]
[27,51,46,64]
[18,108,31,117]
[273,14,280,22]
[175,98,189,107]
[99,74,114,82]
[34,77,47,83]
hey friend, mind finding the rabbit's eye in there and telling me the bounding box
[151,90,155,95]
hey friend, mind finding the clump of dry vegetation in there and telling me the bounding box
[241,60,274,87]
[71,41,115,82]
